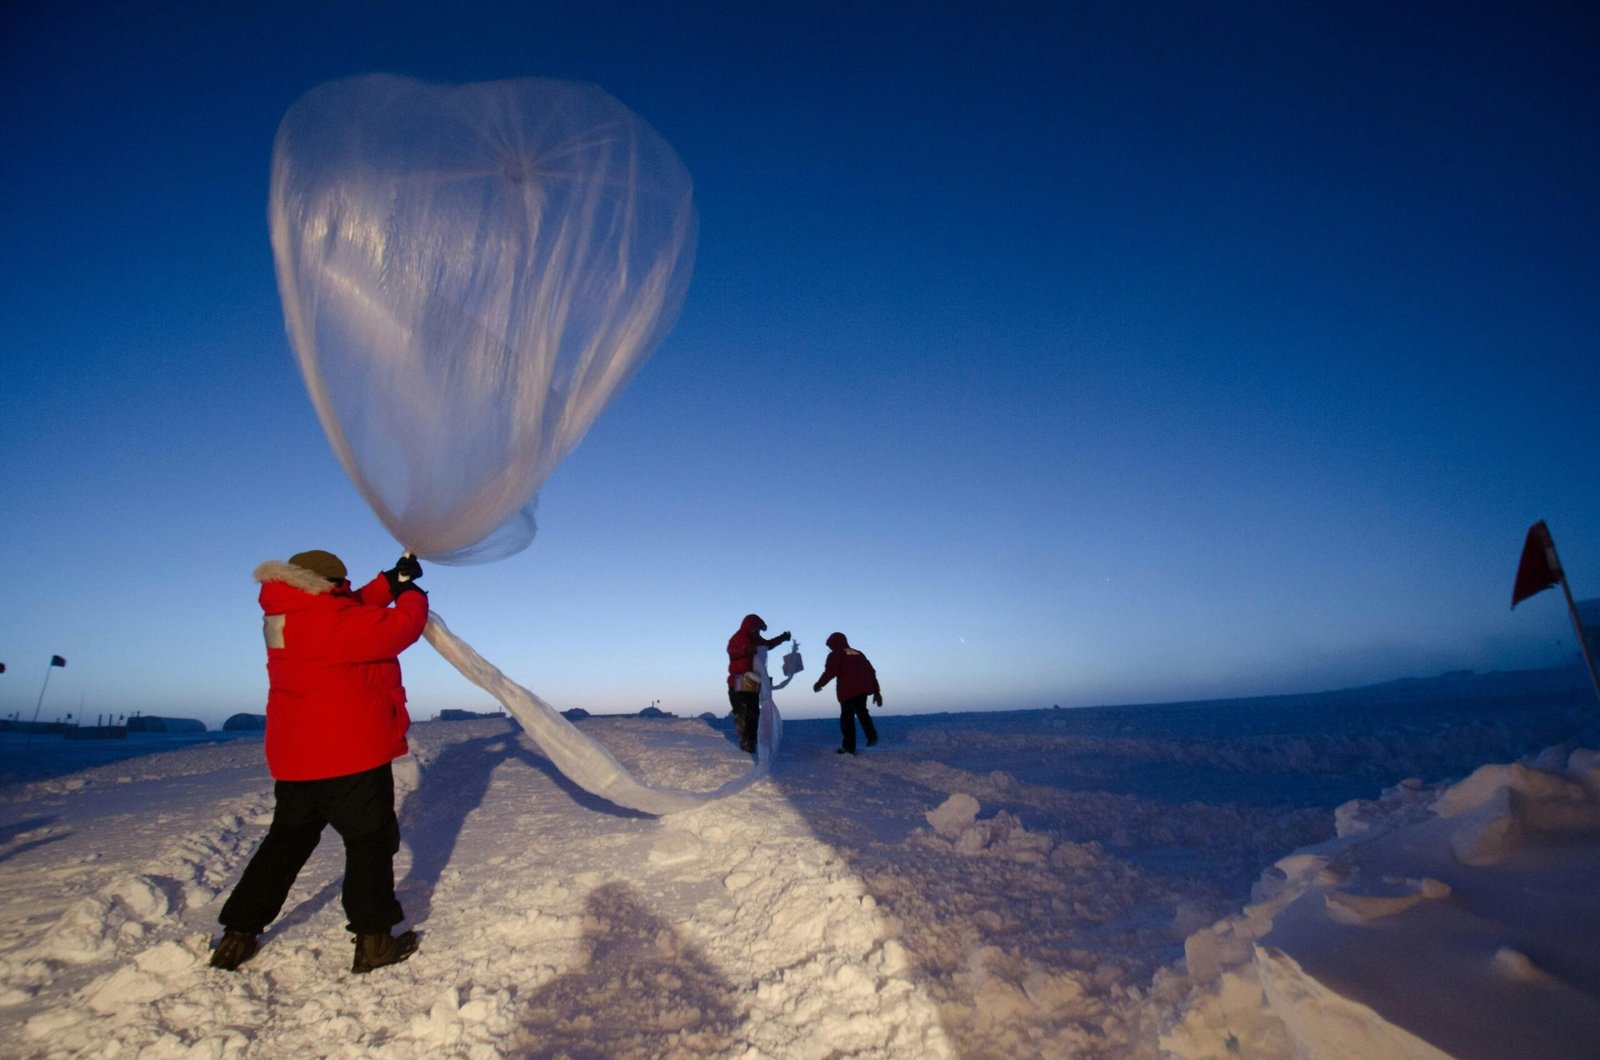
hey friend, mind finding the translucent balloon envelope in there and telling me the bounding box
[270,75,697,562]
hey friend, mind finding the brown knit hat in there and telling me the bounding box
[288,549,347,582]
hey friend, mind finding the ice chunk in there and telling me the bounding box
[926,794,980,839]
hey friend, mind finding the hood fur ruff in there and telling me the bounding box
[254,560,338,595]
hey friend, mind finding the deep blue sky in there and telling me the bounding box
[2,2,1596,727]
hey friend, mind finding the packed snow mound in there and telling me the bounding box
[1155,744,1600,1059]
[2,693,1588,1058]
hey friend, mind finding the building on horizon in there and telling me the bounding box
[126,716,207,734]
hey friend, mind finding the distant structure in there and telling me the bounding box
[0,719,70,734]
[126,716,207,733]
[638,706,674,718]
[65,724,126,740]
[561,707,590,721]
[437,708,507,722]
[223,713,268,731]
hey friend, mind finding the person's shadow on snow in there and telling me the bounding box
[0,815,67,866]
[271,723,650,935]
[513,881,744,1058]
[397,727,652,926]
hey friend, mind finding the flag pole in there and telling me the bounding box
[24,660,59,750]
[1549,535,1600,706]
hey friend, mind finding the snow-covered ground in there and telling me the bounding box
[0,683,1595,1058]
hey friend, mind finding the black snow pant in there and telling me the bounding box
[219,762,404,936]
[728,688,759,752]
[839,694,878,753]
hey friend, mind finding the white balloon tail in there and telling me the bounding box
[423,613,772,815]
[757,656,784,762]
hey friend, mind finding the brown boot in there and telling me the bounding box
[351,929,418,974]
[209,930,259,971]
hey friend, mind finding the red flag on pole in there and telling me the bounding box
[1510,520,1600,704]
[1511,520,1563,608]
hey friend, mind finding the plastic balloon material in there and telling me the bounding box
[270,75,698,563]
[425,614,780,815]
[756,644,787,760]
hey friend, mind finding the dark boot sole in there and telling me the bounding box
[352,932,419,974]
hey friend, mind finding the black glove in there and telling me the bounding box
[384,569,427,598]
[383,555,425,598]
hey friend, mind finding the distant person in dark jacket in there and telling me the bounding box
[814,632,881,755]
[210,549,427,976]
[726,614,790,754]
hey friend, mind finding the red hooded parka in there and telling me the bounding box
[728,613,785,688]
[254,560,429,781]
[816,632,880,703]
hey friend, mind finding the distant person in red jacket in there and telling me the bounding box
[210,549,428,975]
[727,614,790,754]
[814,632,881,755]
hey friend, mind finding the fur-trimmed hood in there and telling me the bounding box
[254,560,339,595]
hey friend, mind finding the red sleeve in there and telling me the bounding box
[355,574,393,606]
[328,588,429,662]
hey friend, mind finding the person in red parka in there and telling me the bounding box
[210,549,428,975]
[813,631,881,755]
[726,614,789,754]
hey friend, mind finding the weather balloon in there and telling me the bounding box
[270,74,697,562]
